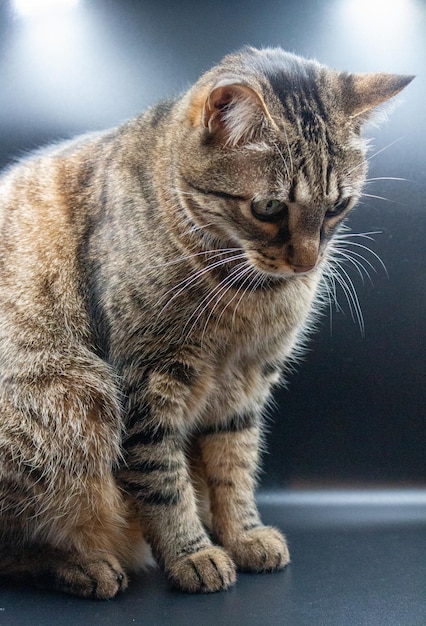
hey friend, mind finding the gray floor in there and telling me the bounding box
[1,490,425,626]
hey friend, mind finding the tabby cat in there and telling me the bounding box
[0,47,412,599]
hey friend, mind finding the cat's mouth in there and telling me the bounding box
[245,247,322,278]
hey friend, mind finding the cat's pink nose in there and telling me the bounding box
[291,263,315,273]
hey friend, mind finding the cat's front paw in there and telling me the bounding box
[226,526,290,572]
[167,546,236,593]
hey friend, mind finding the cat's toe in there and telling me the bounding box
[227,526,290,572]
[167,546,236,593]
[53,554,128,600]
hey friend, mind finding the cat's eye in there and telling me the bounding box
[251,199,288,222]
[325,197,351,218]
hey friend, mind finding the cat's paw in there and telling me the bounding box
[53,554,128,600]
[226,526,290,572]
[167,546,236,593]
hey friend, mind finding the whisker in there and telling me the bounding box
[320,270,338,335]
[144,247,244,270]
[160,252,247,297]
[332,250,366,283]
[180,222,216,237]
[335,231,380,241]
[337,240,388,277]
[361,192,398,204]
[201,264,255,343]
[214,265,260,331]
[365,176,409,183]
[332,249,375,285]
[181,261,250,340]
[322,264,345,314]
[156,252,247,315]
[329,265,365,336]
[340,248,377,276]
[347,136,406,176]
[365,136,406,164]
[231,267,262,326]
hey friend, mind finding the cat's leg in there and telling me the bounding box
[120,431,236,593]
[118,361,236,593]
[0,351,140,598]
[197,413,290,573]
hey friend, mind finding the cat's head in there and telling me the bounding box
[177,47,413,277]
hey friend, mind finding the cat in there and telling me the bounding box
[0,46,412,599]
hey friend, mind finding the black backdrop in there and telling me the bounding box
[0,0,424,489]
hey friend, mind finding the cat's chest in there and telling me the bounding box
[201,274,320,403]
[205,272,320,351]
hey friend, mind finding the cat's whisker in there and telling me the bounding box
[365,176,409,183]
[158,252,246,293]
[320,270,337,334]
[231,267,262,327]
[347,136,406,176]
[328,264,365,335]
[181,261,250,340]
[340,248,377,279]
[324,273,337,317]
[205,264,257,339]
[325,226,388,334]
[211,264,259,334]
[331,250,366,283]
[336,240,388,276]
[326,266,353,326]
[144,247,244,270]
[331,249,375,285]
[361,192,396,203]
[334,230,380,241]
[180,222,216,237]
[183,263,245,343]
[157,252,248,316]
[200,263,255,344]
[327,272,343,313]
[366,136,406,164]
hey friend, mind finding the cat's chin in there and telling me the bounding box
[249,259,318,280]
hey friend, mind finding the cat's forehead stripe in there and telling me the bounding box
[293,172,310,205]
[289,164,339,206]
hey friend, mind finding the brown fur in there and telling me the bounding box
[0,47,412,598]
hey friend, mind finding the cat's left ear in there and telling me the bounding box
[344,73,414,121]
[188,76,275,146]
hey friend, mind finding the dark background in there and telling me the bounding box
[0,0,424,489]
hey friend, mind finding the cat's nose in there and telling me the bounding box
[287,239,319,273]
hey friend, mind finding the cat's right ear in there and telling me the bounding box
[188,77,275,146]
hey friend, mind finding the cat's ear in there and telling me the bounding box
[344,73,414,121]
[188,76,275,146]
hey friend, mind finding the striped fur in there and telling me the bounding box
[0,47,412,598]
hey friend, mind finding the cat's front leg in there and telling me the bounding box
[198,415,290,573]
[118,365,236,593]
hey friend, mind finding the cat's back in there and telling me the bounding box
[0,102,171,241]
[0,130,122,333]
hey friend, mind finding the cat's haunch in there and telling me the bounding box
[0,47,412,598]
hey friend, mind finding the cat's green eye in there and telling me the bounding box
[325,197,351,218]
[251,199,288,222]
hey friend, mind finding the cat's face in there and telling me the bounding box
[177,48,413,279]
[178,127,365,278]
